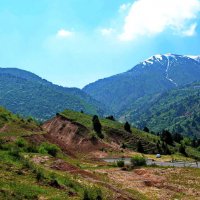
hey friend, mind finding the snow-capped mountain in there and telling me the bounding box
[187,55,200,63]
[83,53,200,113]
[129,53,200,86]
[138,53,200,69]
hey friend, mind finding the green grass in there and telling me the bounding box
[60,109,200,159]
[0,151,69,200]
[1,107,200,200]
[61,109,158,143]
[186,146,200,160]
[0,106,42,138]
[122,82,200,137]
[0,137,114,200]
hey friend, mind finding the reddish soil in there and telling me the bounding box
[31,155,134,200]
[95,167,200,200]
[25,134,46,144]
[42,115,116,157]
[51,159,99,180]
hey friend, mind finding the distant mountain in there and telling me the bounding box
[0,68,107,120]
[187,55,200,63]
[119,82,200,137]
[83,54,200,113]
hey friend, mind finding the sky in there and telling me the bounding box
[0,0,200,88]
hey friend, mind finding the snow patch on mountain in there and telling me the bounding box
[187,55,200,62]
[165,56,178,87]
[142,54,164,66]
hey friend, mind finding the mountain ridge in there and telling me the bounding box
[119,81,200,137]
[0,68,108,120]
[83,53,200,113]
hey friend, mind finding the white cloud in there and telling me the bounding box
[119,3,131,13]
[181,23,197,36]
[100,28,114,36]
[56,29,73,38]
[119,0,200,41]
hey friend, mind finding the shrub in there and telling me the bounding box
[121,143,126,149]
[26,144,38,153]
[105,115,115,121]
[16,138,28,148]
[131,155,146,167]
[83,190,90,200]
[22,159,33,169]
[116,160,125,168]
[9,147,21,158]
[36,170,45,182]
[39,142,60,157]
[179,144,187,156]
[0,138,5,149]
[83,187,102,200]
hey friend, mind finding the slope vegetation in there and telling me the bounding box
[0,107,41,137]
[120,82,200,137]
[1,107,200,200]
[83,54,200,113]
[42,110,158,157]
[0,68,106,120]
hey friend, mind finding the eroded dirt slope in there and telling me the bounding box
[42,114,110,154]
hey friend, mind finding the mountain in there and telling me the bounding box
[187,55,200,63]
[119,82,200,137]
[0,68,107,120]
[83,54,200,113]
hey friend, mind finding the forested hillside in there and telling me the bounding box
[83,54,200,113]
[0,68,107,120]
[120,82,200,137]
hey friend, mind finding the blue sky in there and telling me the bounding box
[0,0,200,88]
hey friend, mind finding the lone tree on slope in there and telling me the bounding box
[160,130,173,145]
[124,121,132,133]
[137,141,145,153]
[92,115,103,138]
[143,127,149,133]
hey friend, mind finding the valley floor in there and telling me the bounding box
[1,109,200,200]
[1,147,200,200]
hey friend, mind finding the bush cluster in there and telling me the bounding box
[131,155,146,167]
[38,142,60,157]
[116,160,125,168]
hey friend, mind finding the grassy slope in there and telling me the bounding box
[0,108,113,200]
[60,110,157,140]
[60,110,159,154]
[120,82,200,137]
[122,83,200,136]
[1,107,200,200]
[0,107,42,137]
[0,73,105,121]
[60,110,200,160]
